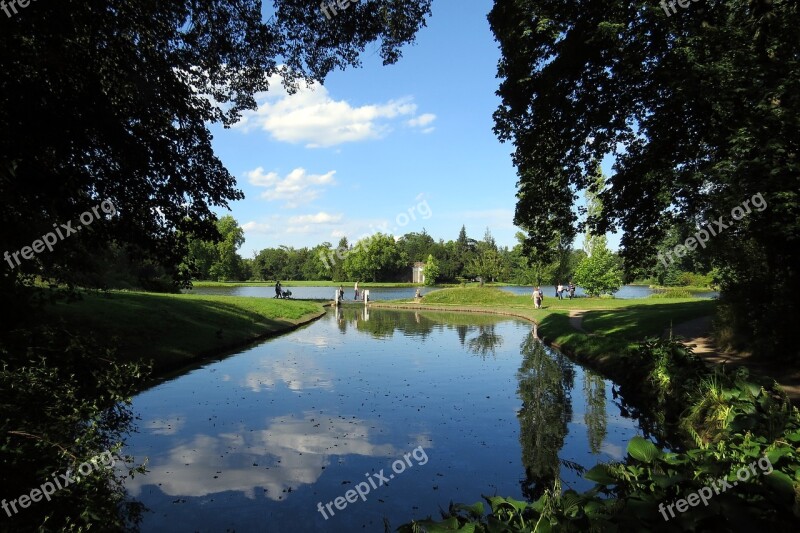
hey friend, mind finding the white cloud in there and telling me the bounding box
[241,221,272,234]
[234,75,431,147]
[245,167,336,208]
[407,113,436,129]
[287,212,342,225]
[145,416,185,436]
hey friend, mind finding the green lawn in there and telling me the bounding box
[581,301,717,339]
[45,291,324,373]
[419,286,711,311]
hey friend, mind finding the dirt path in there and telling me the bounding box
[670,316,800,402]
[568,310,590,333]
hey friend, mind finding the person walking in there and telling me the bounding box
[354,281,359,300]
[274,280,281,299]
[532,286,542,309]
[557,283,565,300]
[568,282,576,299]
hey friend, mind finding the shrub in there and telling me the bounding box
[650,288,693,298]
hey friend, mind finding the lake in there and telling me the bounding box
[185,284,717,300]
[121,308,652,531]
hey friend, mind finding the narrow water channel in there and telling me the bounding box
[122,308,649,531]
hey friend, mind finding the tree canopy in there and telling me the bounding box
[1,0,432,300]
[489,0,799,358]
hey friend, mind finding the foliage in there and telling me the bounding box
[468,249,502,286]
[489,0,800,360]
[227,226,590,285]
[253,244,332,282]
[185,215,246,281]
[0,0,432,297]
[0,326,150,530]
[649,289,694,299]
[572,241,623,296]
[398,232,436,263]
[343,233,408,282]
[422,254,440,286]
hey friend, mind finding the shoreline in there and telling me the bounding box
[371,301,632,387]
[371,300,797,403]
[142,307,328,389]
[43,291,329,386]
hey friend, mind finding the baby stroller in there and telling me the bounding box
[279,289,292,299]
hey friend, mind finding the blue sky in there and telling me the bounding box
[208,0,616,257]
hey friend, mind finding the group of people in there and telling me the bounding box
[556,282,576,300]
[337,281,363,302]
[532,282,576,308]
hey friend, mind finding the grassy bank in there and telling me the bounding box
[44,291,325,374]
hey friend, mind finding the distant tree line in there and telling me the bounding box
[183,217,596,284]
[183,216,711,289]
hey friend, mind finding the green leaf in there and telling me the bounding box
[766,447,793,465]
[762,470,796,502]
[627,436,662,464]
[561,490,583,513]
[453,502,484,518]
[585,464,617,485]
[785,430,800,443]
[651,472,684,489]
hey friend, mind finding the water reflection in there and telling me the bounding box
[126,413,398,501]
[583,372,608,454]
[243,355,334,392]
[121,309,647,531]
[516,328,576,500]
[466,324,504,358]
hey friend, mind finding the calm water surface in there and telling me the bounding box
[122,308,650,532]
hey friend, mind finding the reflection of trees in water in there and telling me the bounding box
[346,309,436,339]
[583,371,607,454]
[516,329,575,500]
[340,309,508,348]
[456,324,468,346]
[466,324,504,358]
[333,308,514,360]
